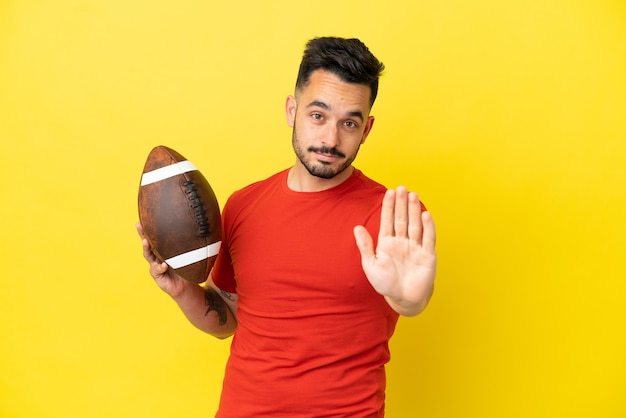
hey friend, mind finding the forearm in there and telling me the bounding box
[171,282,237,339]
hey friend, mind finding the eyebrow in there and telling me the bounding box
[306,100,364,121]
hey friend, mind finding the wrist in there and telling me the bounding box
[168,279,199,301]
[385,285,434,317]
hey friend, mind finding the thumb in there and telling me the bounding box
[353,225,375,261]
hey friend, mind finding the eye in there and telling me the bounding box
[311,112,323,121]
[343,120,358,129]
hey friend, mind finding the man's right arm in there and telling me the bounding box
[137,223,238,339]
[169,277,238,339]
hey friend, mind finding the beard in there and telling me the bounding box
[291,128,359,180]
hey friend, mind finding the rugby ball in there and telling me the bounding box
[138,146,221,283]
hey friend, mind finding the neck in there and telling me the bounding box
[287,163,355,192]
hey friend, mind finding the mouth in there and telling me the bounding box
[309,146,345,163]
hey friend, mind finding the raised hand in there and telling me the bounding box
[353,187,437,316]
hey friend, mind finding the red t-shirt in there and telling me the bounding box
[212,169,399,417]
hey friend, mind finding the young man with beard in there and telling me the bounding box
[137,36,437,417]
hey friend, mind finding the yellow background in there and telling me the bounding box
[1,1,624,417]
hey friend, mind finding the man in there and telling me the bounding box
[137,36,437,417]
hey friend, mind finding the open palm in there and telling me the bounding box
[354,187,437,316]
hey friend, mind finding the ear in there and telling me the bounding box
[285,95,296,128]
[360,116,375,144]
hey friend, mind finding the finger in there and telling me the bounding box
[421,211,437,253]
[140,235,163,266]
[378,189,395,238]
[138,222,159,263]
[353,225,375,264]
[394,186,409,237]
[151,260,170,275]
[407,192,423,243]
[141,238,157,263]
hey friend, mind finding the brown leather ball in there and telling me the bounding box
[138,146,221,283]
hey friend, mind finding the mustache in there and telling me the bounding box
[308,146,346,158]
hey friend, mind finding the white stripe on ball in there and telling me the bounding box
[141,161,198,186]
[164,241,221,269]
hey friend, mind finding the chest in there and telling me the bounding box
[227,194,382,311]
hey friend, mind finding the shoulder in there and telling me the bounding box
[327,170,387,222]
[350,169,387,193]
[341,170,387,206]
[225,170,288,207]
[350,170,428,211]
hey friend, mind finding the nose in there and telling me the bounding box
[321,123,340,148]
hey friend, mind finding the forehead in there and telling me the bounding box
[297,70,372,114]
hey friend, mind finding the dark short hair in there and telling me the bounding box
[295,37,385,107]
